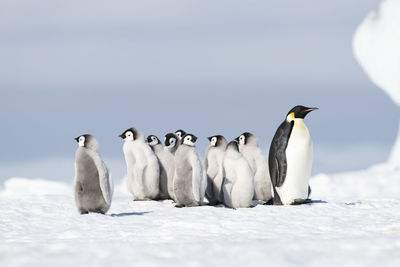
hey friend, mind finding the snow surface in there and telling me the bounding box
[353,0,400,165]
[1,164,400,267]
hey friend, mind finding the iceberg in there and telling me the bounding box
[353,0,400,165]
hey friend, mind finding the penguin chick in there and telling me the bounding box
[164,133,180,200]
[268,105,318,205]
[147,135,174,200]
[120,128,160,201]
[236,132,272,203]
[222,141,254,208]
[74,134,113,214]
[205,135,227,205]
[164,133,180,155]
[173,133,207,207]
[175,129,187,140]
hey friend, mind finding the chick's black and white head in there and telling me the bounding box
[146,135,160,146]
[286,105,318,121]
[207,135,226,147]
[164,133,178,148]
[235,132,253,145]
[175,129,186,139]
[119,128,137,141]
[75,134,98,150]
[182,133,197,146]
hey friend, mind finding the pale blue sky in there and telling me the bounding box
[0,0,395,182]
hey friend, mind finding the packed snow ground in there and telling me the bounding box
[1,163,400,267]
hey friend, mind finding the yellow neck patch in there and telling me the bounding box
[286,112,295,121]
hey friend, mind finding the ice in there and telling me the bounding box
[353,0,400,105]
[353,0,400,164]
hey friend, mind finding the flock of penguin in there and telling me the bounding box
[73,105,318,214]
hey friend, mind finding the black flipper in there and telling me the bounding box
[268,120,294,188]
[308,185,312,197]
[205,176,216,205]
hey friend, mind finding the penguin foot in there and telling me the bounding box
[263,198,274,205]
[208,200,219,206]
[292,198,313,205]
[174,204,185,208]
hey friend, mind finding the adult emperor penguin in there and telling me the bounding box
[164,133,180,200]
[173,133,207,207]
[120,128,160,201]
[205,135,227,205]
[175,129,186,140]
[74,134,113,214]
[147,135,174,200]
[222,141,254,209]
[236,132,272,204]
[268,105,318,205]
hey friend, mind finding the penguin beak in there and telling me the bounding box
[234,136,240,142]
[74,137,79,142]
[305,107,318,112]
[207,137,212,142]
[118,134,124,139]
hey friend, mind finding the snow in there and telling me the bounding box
[353,0,400,164]
[1,164,400,267]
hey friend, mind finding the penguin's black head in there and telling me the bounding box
[175,129,187,139]
[164,133,179,148]
[182,133,197,146]
[227,140,239,152]
[119,128,137,141]
[235,132,253,145]
[287,105,318,119]
[146,135,160,146]
[207,135,226,147]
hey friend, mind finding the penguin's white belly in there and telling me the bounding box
[277,123,313,204]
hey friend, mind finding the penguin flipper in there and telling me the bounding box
[189,151,202,203]
[268,120,294,188]
[87,150,113,206]
[222,178,233,208]
[205,176,215,204]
